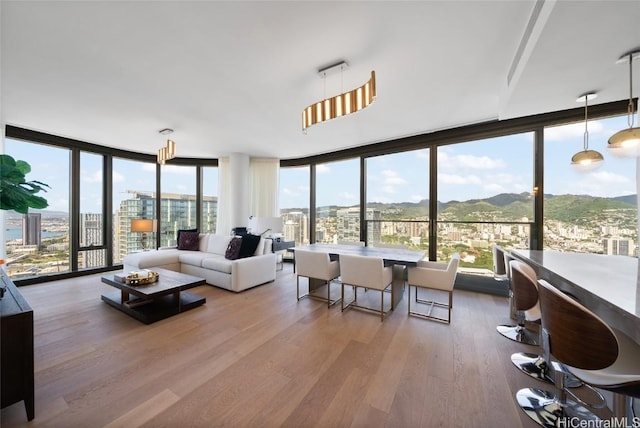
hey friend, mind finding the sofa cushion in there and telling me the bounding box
[178,251,211,267]
[124,249,181,269]
[207,234,232,255]
[225,237,242,260]
[178,231,200,250]
[202,256,233,274]
[238,234,262,258]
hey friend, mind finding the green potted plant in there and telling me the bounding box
[0,154,50,213]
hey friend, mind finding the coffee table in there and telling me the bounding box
[101,268,206,324]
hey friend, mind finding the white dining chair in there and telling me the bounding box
[339,254,393,321]
[295,250,341,307]
[407,253,459,323]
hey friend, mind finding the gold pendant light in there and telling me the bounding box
[608,50,640,157]
[157,128,176,164]
[302,61,376,131]
[571,92,604,172]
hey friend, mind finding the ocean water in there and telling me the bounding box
[5,227,66,241]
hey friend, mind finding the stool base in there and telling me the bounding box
[516,387,600,428]
[496,324,539,345]
[511,353,582,387]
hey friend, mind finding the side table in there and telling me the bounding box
[271,240,295,271]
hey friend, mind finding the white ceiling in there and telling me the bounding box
[2,1,639,160]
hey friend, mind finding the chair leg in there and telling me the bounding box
[380,290,384,322]
[296,276,300,301]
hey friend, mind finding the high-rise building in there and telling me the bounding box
[116,191,218,261]
[603,237,636,256]
[80,212,104,268]
[22,213,42,246]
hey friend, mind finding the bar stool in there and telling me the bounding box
[517,279,640,427]
[496,260,540,346]
[503,260,581,387]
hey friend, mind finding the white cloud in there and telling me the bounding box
[81,169,103,184]
[439,151,506,171]
[339,191,356,201]
[545,120,605,142]
[161,164,194,175]
[382,169,408,185]
[382,185,395,194]
[438,173,482,184]
[410,194,426,202]
[113,171,125,183]
[316,164,331,174]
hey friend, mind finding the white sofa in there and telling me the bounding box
[123,234,277,292]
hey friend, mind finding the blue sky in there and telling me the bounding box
[5,113,637,213]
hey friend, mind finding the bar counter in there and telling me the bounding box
[511,250,640,345]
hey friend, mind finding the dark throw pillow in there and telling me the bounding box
[238,234,261,258]
[177,228,198,245]
[177,231,200,251]
[225,237,243,260]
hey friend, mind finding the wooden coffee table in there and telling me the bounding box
[101,268,206,324]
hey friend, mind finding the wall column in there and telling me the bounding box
[228,153,250,231]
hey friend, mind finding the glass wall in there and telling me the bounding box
[279,166,309,246]
[315,158,359,244]
[160,164,197,247]
[112,157,157,263]
[201,166,218,234]
[366,149,429,251]
[544,114,637,255]
[79,151,105,269]
[4,138,71,278]
[436,133,534,274]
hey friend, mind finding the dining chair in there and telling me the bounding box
[406,253,459,323]
[517,279,640,427]
[339,254,392,321]
[295,250,341,307]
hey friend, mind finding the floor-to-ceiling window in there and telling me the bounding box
[279,166,309,246]
[315,158,360,244]
[366,149,430,251]
[201,166,218,234]
[4,138,71,278]
[544,114,637,254]
[112,157,157,262]
[160,164,197,247]
[436,133,534,274]
[79,151,105,269]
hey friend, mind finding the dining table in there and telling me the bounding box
[292,243,426,310]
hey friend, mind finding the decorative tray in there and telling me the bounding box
[120,269,159,286]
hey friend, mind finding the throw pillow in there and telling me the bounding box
[177,228,198,246]
[178,231,200,251]
[238,234,262,258]
[225,237,242,260]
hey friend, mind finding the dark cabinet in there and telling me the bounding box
[1,274,34,421]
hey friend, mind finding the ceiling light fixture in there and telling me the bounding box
[571,92,604,172]
[157,128,176,164]
[302,61,376,131]
[608,50,640,157]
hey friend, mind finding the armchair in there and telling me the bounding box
[407,253,459,323]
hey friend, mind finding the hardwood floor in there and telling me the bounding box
[0,265,607,427]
